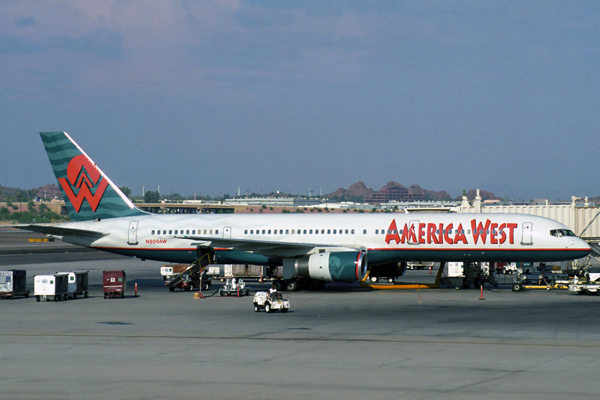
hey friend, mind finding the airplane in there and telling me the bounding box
[19,132,591,290]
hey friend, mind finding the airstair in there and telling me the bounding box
[588,242,600,263]
[165,251,212,291]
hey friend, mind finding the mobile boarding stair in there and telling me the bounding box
[164,252,212,292]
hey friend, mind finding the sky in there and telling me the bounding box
[1,1,599,201]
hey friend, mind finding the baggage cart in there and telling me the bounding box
[57,271,89,299]
[34,274,69,302]
[103,270,126,298]
[0,270,30,299]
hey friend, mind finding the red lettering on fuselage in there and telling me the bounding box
[454,223,468,244]
[385,220,400,244]
[383,219,519,246]
[146,239,167,244]
[471,219,491,244]
[401,223,417,244]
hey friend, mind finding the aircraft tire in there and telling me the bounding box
[286,280,298,292]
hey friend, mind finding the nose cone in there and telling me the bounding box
[574,238,591,259]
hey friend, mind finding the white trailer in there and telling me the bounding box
[0,270,30,299]
[34,274,69,302]
[56,271,89,299]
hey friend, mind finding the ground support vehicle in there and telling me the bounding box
[57,271,89,299]
[219,278,250,297]
[444,262,497,289]
[0,270,30,299]
[367,262,407,283]
[163,264,212,292]
[569,273,600,295]
[407,261,434,270]
[34,274,68,302]
[103,270,126,298]
[253,291,290,313]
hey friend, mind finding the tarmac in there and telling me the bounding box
[1,240,600,399]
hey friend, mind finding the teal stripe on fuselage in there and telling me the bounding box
[94,247,589,266]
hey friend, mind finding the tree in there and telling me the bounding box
[120,186,132,198]
[144,191,160,203]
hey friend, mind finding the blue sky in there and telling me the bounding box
[1,1,599,200]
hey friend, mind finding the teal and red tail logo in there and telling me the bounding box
[41,131,147,221]
[58,155,109,213]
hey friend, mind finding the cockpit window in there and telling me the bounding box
[550,229,576,237]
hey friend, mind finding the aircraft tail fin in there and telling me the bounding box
[40,132,148,222]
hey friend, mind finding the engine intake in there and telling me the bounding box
[294,251,367,282]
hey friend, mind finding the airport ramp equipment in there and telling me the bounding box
[569,274,600,294]
[164,263,201,292]
[56,271,89,299]
[0,270,30,299]
[588,242,600,262]
[103,270,127,299]
[34,274,69,302]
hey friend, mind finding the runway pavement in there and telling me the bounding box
[1,250,600,399]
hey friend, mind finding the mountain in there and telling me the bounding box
[327,181,373,201]
[327,181,452,202]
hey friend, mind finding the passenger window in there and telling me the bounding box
[192,230,195,234]
[315,230,318,234]
[209,230,213,234]
[169,230,172,235]
[280,229,283,234]
[186,230,190,234]
[262,230,265,234]
[215,230,218,234]
[268,230,271,234]
[363,229,366,234]
[309,230,313,234]
[174,230,178,235]
[286,230,289,234]
[345,229,348,234]
[151,230,155,235]
[375,229,379,234]
[244,230,248,234]
[291,229,295,234]
[333,230,337,234]
[327,229,331,234]
[204,230,207,234]
[351,229,355,234]
[303,230,307,234]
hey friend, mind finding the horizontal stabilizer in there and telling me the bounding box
[16,224,107,238]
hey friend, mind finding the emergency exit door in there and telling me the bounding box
[128,221,139,245]
[408,220,419,245]
[521,222,533,245]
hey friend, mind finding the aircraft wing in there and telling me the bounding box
[174,234,364,257]
[16,224,108,238]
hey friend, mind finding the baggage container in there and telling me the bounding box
[34,274,69,302]
[56,271,89,299]
[103,270,126,299]
[160,264,189,279]
[0,270,30,299]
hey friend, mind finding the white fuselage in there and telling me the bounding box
[55,212,591,265]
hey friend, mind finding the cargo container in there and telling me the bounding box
[0,270,30,299]
[34,274,69,302]
[103,270,126,298]
[56,271,89,299]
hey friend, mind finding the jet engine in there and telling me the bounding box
[294,251,367,282]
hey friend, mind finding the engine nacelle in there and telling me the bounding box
[294,251,367,282]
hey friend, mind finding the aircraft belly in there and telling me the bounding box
[367,248,588,264]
